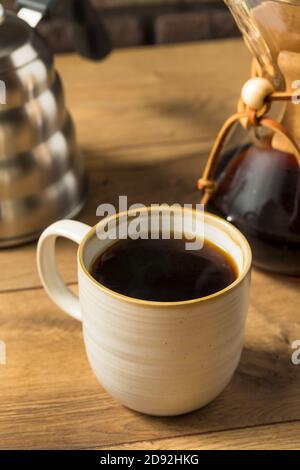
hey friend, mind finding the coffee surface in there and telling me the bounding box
[90,237,237,302]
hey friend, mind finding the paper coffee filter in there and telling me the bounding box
[253,1,300,59]
[252,2,300,154]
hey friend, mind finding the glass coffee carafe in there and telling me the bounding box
[203,0,300,276]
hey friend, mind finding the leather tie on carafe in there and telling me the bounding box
[198,77,300,206]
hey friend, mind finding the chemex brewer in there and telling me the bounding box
[198,0,300,276]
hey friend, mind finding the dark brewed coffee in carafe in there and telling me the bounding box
[207,142,300,275]
[205,0,300,275]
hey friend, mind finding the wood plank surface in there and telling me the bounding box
[99,421,300,450]
[0,269,300,449]
[61,39,250,154]
[1,39,299,450]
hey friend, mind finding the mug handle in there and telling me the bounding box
[37,220,91,322]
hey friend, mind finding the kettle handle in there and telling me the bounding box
[64,0,111,61]
[16,0,111,61]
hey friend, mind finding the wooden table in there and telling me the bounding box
[1,39,300,450]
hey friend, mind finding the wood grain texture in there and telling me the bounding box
[1,39,299,450]
[60,40,250,154]
[0,39,249,293]
[0,269,300,449]
[99,421,300,450]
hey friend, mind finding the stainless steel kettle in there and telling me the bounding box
[0,0,110,247]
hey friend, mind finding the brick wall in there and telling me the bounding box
[3,0,239,51]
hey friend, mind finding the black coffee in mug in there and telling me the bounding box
[90,236,238,302]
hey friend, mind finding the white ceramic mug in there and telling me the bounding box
[37,207,252,416]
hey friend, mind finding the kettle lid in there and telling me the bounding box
[0,8,48,74]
